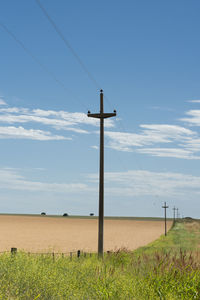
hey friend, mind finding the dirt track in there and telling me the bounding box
[0,215,172,253]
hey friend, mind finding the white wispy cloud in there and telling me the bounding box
[180,110,200,126]
[0,99,7,105]
[137,147,200,159]
[88,170,200,197]
[91,145,98,150]
[187,100,200,103]
[105,124,195,152]
[0,107,114,132]
[104,121,200,159]
[0,126,68,141]
[0,103,115,140]
[0,168,90,193]
[2,167,200,200]
[140,124,194,137]
[182,137,200,153]
[2,100,200,160]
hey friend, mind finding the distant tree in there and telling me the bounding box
[63,213,68,217]
[184,217,193,222]
[41,212,46,215]
[90,213,94,216]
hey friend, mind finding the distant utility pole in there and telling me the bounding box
[162,202,169,236]
[173,206,176,223]
[88,90,116,257]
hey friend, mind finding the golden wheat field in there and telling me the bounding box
[0,215,172,253]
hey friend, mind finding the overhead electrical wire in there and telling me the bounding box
[36,0,101,91]
[0,20,131,171]
[35,1,148,206]
[36,1,127,120]
[0,20,89,111]
[35,1,129,129]
[35,2,131,124]
[1,4,144,173]
[35,1,145,171]
[35,0,124,116]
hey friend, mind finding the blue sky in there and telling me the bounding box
[1,0,200,217]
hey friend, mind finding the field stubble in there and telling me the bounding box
[0,215,172,253]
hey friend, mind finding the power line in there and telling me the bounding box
[35,1,157,217]
[0,19,131,175]
[1,9,145,192]
[35,1,139,166]
[35,0,134,137]
[0,19,132,171]
[36,0,101,91]
[35,0,132,133]
[0,21,130,167]
[35,1,124,116]
[0,20,89,111]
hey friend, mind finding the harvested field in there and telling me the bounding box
[0,215,172,253]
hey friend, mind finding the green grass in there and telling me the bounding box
[0,220,200,299]
[136,219,200,255]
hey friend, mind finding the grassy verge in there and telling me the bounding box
[136,219,200,254]
[0,219,199,299]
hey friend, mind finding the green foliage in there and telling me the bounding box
[0,220,200,299]
[135,219,200,255]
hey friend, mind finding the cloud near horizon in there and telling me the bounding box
[88,169,200,198]
[0,168,90,193]
[1,168,200,200]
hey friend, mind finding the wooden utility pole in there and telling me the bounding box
[88,90,116,257]
[173,206,176,223]
[162,202,169,236]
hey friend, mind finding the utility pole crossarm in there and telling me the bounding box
[88,113,101,118]
[162,204,169,209]
[88,112,116,119]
